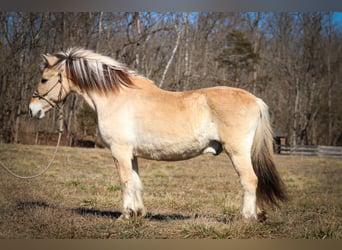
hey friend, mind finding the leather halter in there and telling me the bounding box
[32,73,66,110]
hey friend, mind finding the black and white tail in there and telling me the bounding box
[251,98,288,207]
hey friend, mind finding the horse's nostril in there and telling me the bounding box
[29,108,32,118]
[37,110,42,118]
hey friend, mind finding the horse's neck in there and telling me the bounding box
[131,75,160,91]
[74,75,160,112]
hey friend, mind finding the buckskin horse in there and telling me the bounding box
[29,48,287,221]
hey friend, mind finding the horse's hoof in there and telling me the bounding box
[117,214,129,221]
[119,208,146,220]
[257,210,268,222]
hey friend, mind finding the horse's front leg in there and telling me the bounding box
[111,145,145,219]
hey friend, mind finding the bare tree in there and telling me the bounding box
[1,12,341,146]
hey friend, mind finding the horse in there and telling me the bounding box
[28,47,287,221]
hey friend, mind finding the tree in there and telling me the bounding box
[77,102,98,136]
[216,31,259,86]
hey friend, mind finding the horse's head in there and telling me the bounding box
[29,53,70,119]
[29,47,136,119]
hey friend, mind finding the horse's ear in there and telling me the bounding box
[41,54,49,63]
[41,53,56,67]
[39,54,48,72]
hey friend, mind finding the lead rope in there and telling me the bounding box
[0,108,64,179]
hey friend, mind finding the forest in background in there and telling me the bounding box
[0,12,341,147]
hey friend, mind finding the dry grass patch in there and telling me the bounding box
[0,144,341,238]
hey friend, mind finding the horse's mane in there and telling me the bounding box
[44,47,135,93]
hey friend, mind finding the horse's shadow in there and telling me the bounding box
[72,207,122,219]
[16,200,192,221]
[72,207,191,221]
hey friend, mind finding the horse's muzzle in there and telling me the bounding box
[28,101,45,119]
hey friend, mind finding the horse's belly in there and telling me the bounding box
[133,125,220,161]
[134,141,201,160]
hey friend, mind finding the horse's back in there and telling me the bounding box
[196,86,258,110]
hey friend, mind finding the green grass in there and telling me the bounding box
[0,144,341,239]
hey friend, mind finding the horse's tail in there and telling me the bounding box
[251,98,288,207]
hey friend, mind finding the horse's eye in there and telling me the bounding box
[41,78,48,84]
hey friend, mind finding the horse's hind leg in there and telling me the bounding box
[111,145,145,219]
[226,147,258,220]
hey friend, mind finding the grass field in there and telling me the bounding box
[0,143,341,239]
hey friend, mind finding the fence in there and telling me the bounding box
[279,145,342,158]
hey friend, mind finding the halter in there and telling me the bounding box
[32,73,66,110]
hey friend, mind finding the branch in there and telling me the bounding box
[159,25,182,88]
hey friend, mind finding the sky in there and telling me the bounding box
[333,12,342,29]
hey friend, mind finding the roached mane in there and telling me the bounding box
[46,47,135,93]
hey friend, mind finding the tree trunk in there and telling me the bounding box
[250,12,261,94]
[159,26,181,88]
[184,12,190,86]
[134,12,141,69]
[96,12,103,52]
[14,52,25,144]
[293,77,300,146]
[327,13,333,145]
